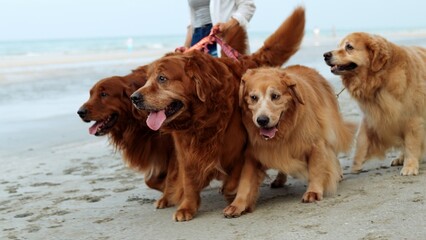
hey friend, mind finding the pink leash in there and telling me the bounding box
[178,26,241,61]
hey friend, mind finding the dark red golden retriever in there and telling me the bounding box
[77,21,252,208]
[77,67,181,207]
[130,7,306,221]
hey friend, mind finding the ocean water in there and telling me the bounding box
[2,27,426,58]
[0,35,184,57]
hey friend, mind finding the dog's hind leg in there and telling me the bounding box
[221,159,244,203]
[351,120,370,173]
[155,157,180,209]
[391,153,405,166]
[270,172,287,188]
[399,117,424,176]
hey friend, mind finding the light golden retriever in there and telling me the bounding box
[223,66,356,217]
[324,32,426,175]
[130,7,306,221]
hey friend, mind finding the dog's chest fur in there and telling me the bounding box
[247,128,309,180]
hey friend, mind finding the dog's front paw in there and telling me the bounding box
[173,208,195,222]
[223,204,246,218]
[302,191,323,203]
[391,156,404,166]
[400,166,419,176]
[351,163,363,174]
[400,158,419,176]
[155,197,170,209]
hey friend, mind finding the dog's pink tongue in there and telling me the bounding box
[146,110,166,131]
[260,127,278,139]
[89,122,102,135]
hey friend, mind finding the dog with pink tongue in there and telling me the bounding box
[146,110,167,131]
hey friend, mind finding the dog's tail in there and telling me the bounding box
[250,6,305,67]
[221,24,249,56]
[323,120,356,196]
[336,121,357,154]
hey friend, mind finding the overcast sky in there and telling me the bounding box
[1,0,426,41]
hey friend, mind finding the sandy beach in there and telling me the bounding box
[1,37,426,240]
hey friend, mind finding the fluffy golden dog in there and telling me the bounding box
[324,32,426,175]
[130,7,306,221]
[223,66,356,217]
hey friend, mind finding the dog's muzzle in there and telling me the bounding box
[257,115,270,127]
[323,51,333,62]
[77,106,90,122]
[130,92,144,109]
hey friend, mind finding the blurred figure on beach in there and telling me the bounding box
[126,37,134,52]
[184,0,256,56]
[313,26,320,46]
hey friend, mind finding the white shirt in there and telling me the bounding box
[188,0,212,27]
[210,0,256,28]
[189,0,256,29]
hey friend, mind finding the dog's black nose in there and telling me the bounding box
[323,51,332,60]
[256,115,270,127]
[130,92,144,105]
[77,107,87,118]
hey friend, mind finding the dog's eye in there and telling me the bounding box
[250,95,258,102]
[345,43,354,51]
[158,75,167,83]
[100,92,108,97]
[271,93,280,100]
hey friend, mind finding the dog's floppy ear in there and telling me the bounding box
[112,76,134,98]
[122,78,144,98]
[123,82,139,98]
[368,35,390,72]
[123,85,133,98]
[185,56,207,102]
[288,84,304,105]
[239,69,256,106]
[238,79,246,107]
[194,78,206,102]
[185,51,224,103]
[124,65,147,97]
[280,72,304,105]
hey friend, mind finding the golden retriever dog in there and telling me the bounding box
[130,7,306,221]
[77,67,181,208]
[223,66,356,217]
[77,18,253,209]
[324,32,426,175]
